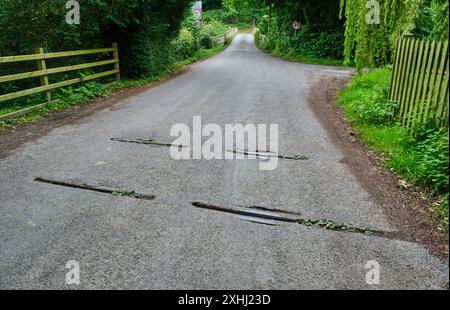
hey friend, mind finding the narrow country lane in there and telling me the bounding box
[0,34,448,289]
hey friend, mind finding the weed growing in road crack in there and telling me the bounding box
[298,217,374,235]
[112,190,142,199]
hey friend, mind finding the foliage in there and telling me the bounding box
[198,19,229,48]
[338,68,449,226]
[172,28,197,59]
[429,0,449,40]
[413,0,449,40]
[340,0,449,69]
[203,0,223,10]
[339,68,396,124]
[0,2,233,119]
[203,9,241,27]
[109,0,191,78]
[255,1,345,61]
[414,128,449,193]
[200,19,229,37]
[1,44,227,127]
[0,0,192,78]
[222,0,265,25]
[203,0,264,27]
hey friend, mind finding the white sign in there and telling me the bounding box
[193,1,202,21]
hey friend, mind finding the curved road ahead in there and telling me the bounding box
[0,34,448,289]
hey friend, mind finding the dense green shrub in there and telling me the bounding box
[203,0,223,10]
[199,36,213,49]
[414,129,449,193]
[0,0,192,78]
[203,0,262,27]
[289,26,345,59]
[172,28,197,60]
[256,1,345,61]
[203,9,237,25]
[198,19,229,48]
[199,19,229,37]
[339,68,396,124]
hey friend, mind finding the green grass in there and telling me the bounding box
[0,46,226,129]
[338,68,449,229]
[272,49,346,67]
[254,32,348,67]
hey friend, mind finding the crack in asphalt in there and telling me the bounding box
[110,137,186,149]
[34,177,155,201]
[111,138,310,161]
[32,176,401,239]
[190,201,396,237]
[226,149,310,160]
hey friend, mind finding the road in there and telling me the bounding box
[0,34,448,289]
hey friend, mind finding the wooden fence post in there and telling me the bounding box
[36,47,51,102]
[112,42,120,81]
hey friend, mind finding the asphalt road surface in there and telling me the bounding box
[0,34,448,289]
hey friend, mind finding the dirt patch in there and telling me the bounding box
[307,74,448,260]
[0,67,189,160]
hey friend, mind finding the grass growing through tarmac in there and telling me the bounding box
[338,68,449,230]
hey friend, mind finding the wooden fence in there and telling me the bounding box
[389,37,449,128]
[210,28,238,48]
[0,43,120,121]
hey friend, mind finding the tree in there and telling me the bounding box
[0,0,192,77]
[340,0,449,69]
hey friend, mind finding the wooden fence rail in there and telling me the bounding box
[0,43,120,121]
[389,37,449,129]
[210,28,238,48]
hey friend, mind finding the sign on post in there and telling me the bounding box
[193,1,202,27]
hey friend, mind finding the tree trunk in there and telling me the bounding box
[303,7,310,26]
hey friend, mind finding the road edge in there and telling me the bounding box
[307,73,449,261]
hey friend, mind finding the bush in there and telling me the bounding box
[197,19,229,49]
[172,28,196,60]
[0,0,192,78]
[339,68,396,124]
[255,2,345,61]
[257,20,345,60]
[203,9,237,25]
[290,28,345,59]
[202,4,260,27]
[200,36,212,49]
[414,129,449,193]
[199,19,229,37]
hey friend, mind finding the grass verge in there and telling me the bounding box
[0,46,226,130]
[338,68,449,230]
[253,31,347,67]
[270,49,346,67]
